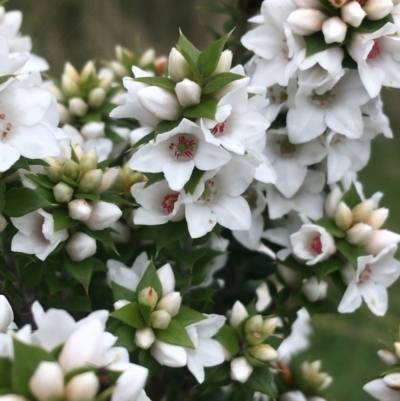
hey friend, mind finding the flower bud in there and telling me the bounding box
[300,360,332,392]
[156,292,182,317]
[53,182,74,203]
[69,97,89,117]
[325,186,342,219]
[98,68,114,91]
[302,276,328,302]
[366,208,389,230]
[138,286,159,310]
[29,361,64,401]
[230,301,248,330]
[57,103,71,125]
[139,48,156,67]
[63,160,80,181]
[377,349,398,366]
[334,201,353,231]
[328,0,350,7]
[88,87,106,108]
[0,295,13,333]
[0,213,8,233]
[44,158,63,182]
[65,232,97,261]
[352,199,375,224]
[48,84,64,102]
[64,62,80,84]
[244,315,263,345]
[138,86,183,121]
[364,230,400,255]
[68,199,93,221]
[394,342,400,359]
[346,222,372,245]
[79,149,98,173]
[73,144,84,160]
[110,61,130,78]
[322,17,347,43]
[383,373,400,389]
[95,167,119,193]
[114,299,131,310]
[363,0,393,20]
[151,310,172,329]
[86,201,122,230]
[65,371,99,401]
[80,61,96,84]
[341,1,367,27]
[287,9,328,36]
[211,50,233,76]
[135,327,156,349]
[81,121,105,140]
[262,317,278,338]
[168,47,192,82]
[174,79,202,107]
[62,74,80,97]
[230,357,253,383]
[78,169,103,192]
[155,56,168,76]
[248,344,278,362]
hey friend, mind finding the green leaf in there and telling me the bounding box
[53,208,79,231]
[174,305,208,326]
[111,281,137,302]
[3,187,53,217]
[242,349,270,368]
[82,226,118,254]
[178,47,202,85]
[155,319,195,349]
[64,256,93,294]
[245,367,277,398]
[75,193,101,201]
[336,240,365,268]
[313,256,343,282]
[155,119,182,136]
[342,183,362,208]
[139,303,152,326]
[197,31,232,78]
[318,0,340,15]
[134,77,176,91]
[214,324,239,354]
[202,72,244,95]
[12,339,55,398]
[177,30,201,63]
[100,193,136,207]
[20,261,43,288]
[279,256,312,278]
[304,32,341,57]
[46,276,73,295]
[138,349,164,377]
[185,167,204,194]
[0,192,4,213]
[354,14,394,33]
[132,131,155,148]
[143,172,165,188]
[136,262,163,299]
[113,325,137,352]
[155,220,189,253]
[104,127,126,143]
[0,74,12,84]
[314,217,345,238]
[110,302,146,329]
[184,99,218,120]
[61,175,79,188]
[24,174,55,190]
[0,358,12,388]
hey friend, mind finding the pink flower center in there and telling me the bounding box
[0,113,13,141]
[211,122,225,136]
[357,265,372,285]
[161,192,179,214]
[169,135,197,160]
[311,236,322,255]
[368,40,381,60]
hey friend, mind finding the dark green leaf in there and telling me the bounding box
[136,262,163,299]
[342,183,362,208]
[174,305,207,326]
[315,217,345,238]
[61,175,79,188]
[64,256,93,294]
[113,325,137,352]
[185,168,204,194]
[178,48,202,85]
[304,32,341,57]
[184,99,218,120]
[155,220,189,253]
[110,302,146,329]
[20,261,43,288]
[24,174,55,190]
[336,240,365,268]
[177,31,201,63]
[245,367,277,398]
[313,256,343,281]
[134,77,176,91]
[132,131,155,148]
[46,276,73,295]
[214,324,239,354]
[279,256,312,278]
[0,192,4,213]
[155,119,182,136]
[354,14,394,33]
[155,319,195,349]
[53,208,79,231]
[111,281,137,302]
[202,72,244,95]
[104,127,126,143]
[138,349,164,377]
[139,303,152,326]
[100,192,136,207]
[143,172,165,187]
[0,358,12,388]
[318,0,340,15]
[82,226,118,254]
[75,193,101,201]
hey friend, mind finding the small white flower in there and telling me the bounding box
[230,356,253,383]
[0,295,14,333]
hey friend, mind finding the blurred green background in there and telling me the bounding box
[9,0,400,399]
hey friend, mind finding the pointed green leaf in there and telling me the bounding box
[177,47,202,85]
[279,256,312,278]
[82,226,118,254]
[313,256,343,281]
[355,14,394,33]
[64,256,93,294]
[134,77,176,91]
[144,172,165,188]
[136,262,163,299]
[132,131,155,148]
[174,305,207,326]
[113,325,138,352]
[336,240,365,268]
[100,193,136,207]
[245,367,277,398]
[155,119,182,136]
[24,173,55,190]
[314,217,345,238]
[0,357,12,388]
[202,72,244,95]
[104,127,126,143]
[111,281,137,302]
[342,183,362,209]
[110,302,146,329]
[184,99,218,120]
[185,167,204,194]
[155,220,189,253]
[304,32,341,57]
[177,30,201,63]
[155,319,195,349]
[53,208,79,231]
[214,324,239,354]
[75,193,101,201]
[139,303,152,326]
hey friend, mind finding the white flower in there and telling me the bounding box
[29,362,64,401]
[230,356,254,383]
[302,276,328,302]
[229,301,248,330]
[174,79,201,107]
[65,232,97,261]
[64,372,99,401]
[11,209,68,261]
[364,377,400,401]
[86,201,122,230]
[287,9,328,36]
[338,244,400,316]
[0,295,14,333]
[322,17,347,44]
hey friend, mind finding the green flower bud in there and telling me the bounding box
[53,182,74,203]
[79,149,98,174]
[88,87,106,108]
[138,286,158,310]
[44,158,63,182]
[63,160,80,181]
[151,310,171,330]
[248,344,278,362]
[80,61,97,83]
[244,315,263,345]
[78,169,103,193]
[69,98,88,117]
[262,317,278,338]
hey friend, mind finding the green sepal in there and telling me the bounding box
[110,302,146,329]
[174,305,208,326]
[155,319,195,349]
[214,324,239,354]
[111,281,137,303]
[53,207,79,231]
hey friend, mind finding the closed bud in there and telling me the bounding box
[230,301,248,330]
[394,342,400,359]
[135,327,156,349]
[69,97,89,117]
[248,344,278,362]
[325,186,342,219]
[155,56,168,76]
[262,317,278,337]
[110,61,130,78]
[98,68,114,91]
[364,230,400,255]
[86,201,122,230]
[328,0,350,7]
[175,79,202,107]
[352,199,375,223]
[244,315,263,345]
[0,295,13,332]
[211,50,233,76]
[78,169,103,192]
[346,222,372,245]
[53,182,74,203]
[114,300,131,310]
[62,74,80,97]
[366,207,389,229]
[73,144,84,160]
[63,160,80,181]
[88,87,106,108]
[168,47,192,82]
[68,199,92,221]
[301,360,332,392]
[64,62,81,84]
[383,373,400,390]
[151,309,172,329]
[81,121,105,140]
[80,61,96,83]
[302,276,328,302]
[44,158,63,182]
[377,349,398,366]
[156,292,182,317]
[138,286,159,310]
[139,48,156,67]
[65,232,97,261]
[0,213,8,233]
[341,1,367,27]
[230,357,254,383]
[95,167,120,193]
[79,149,98,173]
[363,0,393,20]
[57,103,71,125]
[287,9,328,36]
[29,362,64,401]
[65,371,99,401]
[322,16,347,43]
[334,201,353,231]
